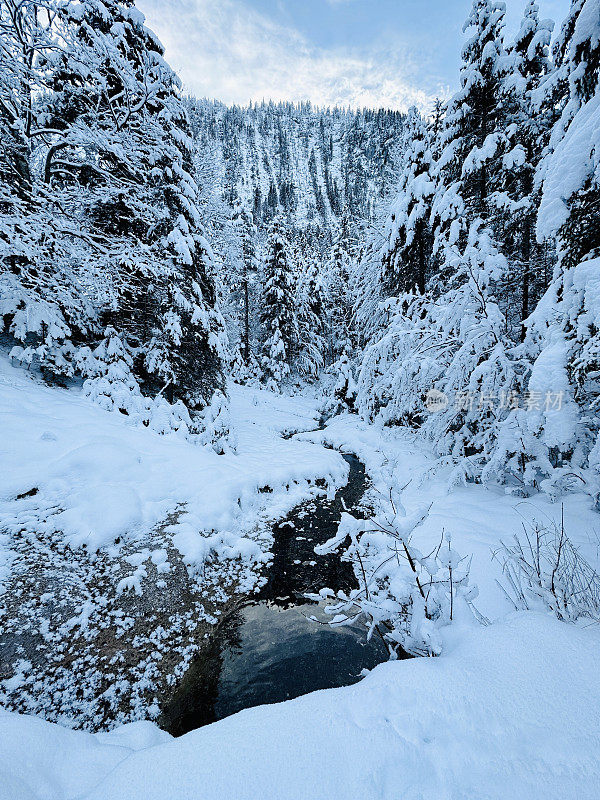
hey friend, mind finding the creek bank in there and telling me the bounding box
[160,453,392,736]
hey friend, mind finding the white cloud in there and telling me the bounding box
[137,0,433,111]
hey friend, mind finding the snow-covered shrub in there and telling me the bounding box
[312,498,478,657]
[79,327,199,438]
[81,328,140,411]
[229,346,262,386]
[322,346,358,417]
[200,390,237,454]
[495,517,600,622]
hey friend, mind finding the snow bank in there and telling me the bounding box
[298,413,599,621]
[1,612,598,800]
[0,355,346,586]
[0,715,171,800]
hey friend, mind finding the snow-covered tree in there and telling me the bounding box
[358,222,519,481]
[433,0,508,248]
[0,0,227,427]
[326,344,358,415]
[259,218,298,389]
[537,0,600,271]
[325,207,357,361]
[296,255,326,379]
[201,389,237,454]
[238,205,259,365]
[492,1,555,338]
[380,107,437,296]
[502,0,600,495]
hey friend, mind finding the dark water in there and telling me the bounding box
[161,454,390,736]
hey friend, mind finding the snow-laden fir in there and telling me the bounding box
[1,0,600,798]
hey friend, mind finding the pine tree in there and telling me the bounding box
[240,206,259,364]
[381,107,436,296]
[433,0,508,248]
[326,207,356,361]
[0,0,227,430]
[537,0,600,270]
[506,0,600,495]
[296,255,326,379]
[494,1,555,339]
[328,344,358,415]
[259,218,298,390]
[200,390,237,454]
[469,0,600,494]
[221,199,259,375]
[0,0,100,379]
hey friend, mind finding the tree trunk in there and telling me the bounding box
[521,215,531,343]
[417,226,426,294]
[243,274,250,363]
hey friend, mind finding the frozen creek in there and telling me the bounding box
[160,453,391,736]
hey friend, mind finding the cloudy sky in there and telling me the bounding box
[137,0,570,112]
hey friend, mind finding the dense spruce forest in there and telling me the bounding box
[2,0,598,494]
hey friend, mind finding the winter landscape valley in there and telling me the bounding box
[1,0,600,798]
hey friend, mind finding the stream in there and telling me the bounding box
[161,453,390,737]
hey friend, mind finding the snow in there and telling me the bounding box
[2,612,599,800]
[537,90,600,240]
[298,413,600,621]
[0,355,351,727]
[1,360,600,797]
[0,714,171,800]
[0,354,346,588]
[3,0,600,793]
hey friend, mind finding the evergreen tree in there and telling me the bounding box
[328,344,358,415]
[240,206,259,364]
[259,218,298,390]
[296,255,326,379]
[0,0,227,432]
[503,0,600,495]
[493,1,555,339]
[381,107,436,296]
[537,0,600,270]
[221,199,259,375]
[433,0,508,248]
[326,207,356,361]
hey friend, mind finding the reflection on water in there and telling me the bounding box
[161,453,395,737]
[216,601,388,720]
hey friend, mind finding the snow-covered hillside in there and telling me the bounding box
[189,99,404,229]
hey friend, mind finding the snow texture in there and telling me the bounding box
[1,613,599,800]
